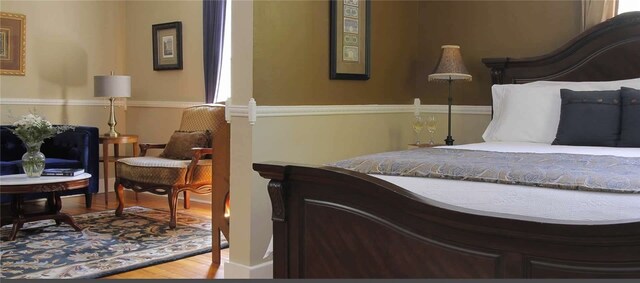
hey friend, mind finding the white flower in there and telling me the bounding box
[9,113,74,145]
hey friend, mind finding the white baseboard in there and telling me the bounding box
[223,260,273,279]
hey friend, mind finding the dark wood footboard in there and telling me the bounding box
[254,162,640,278]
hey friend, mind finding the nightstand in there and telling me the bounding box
[408,143,444,149]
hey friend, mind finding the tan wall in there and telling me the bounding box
[418,0,582,105]
[0,104,122,134]
[123,0,205,148]
[252,0,581,106]
[0,0,127,195]
[126,107,184,148]
[0,0,125,125]
[253,0,419,106]
[254,113,490,164]
[0,0,126,101]
[124,0,204,103]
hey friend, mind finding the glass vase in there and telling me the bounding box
[22,142,46,177]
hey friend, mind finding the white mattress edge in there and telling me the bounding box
[369,142,640,225]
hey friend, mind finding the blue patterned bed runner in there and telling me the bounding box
[330,148,640,193]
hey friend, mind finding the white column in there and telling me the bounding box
[224,0,273,278]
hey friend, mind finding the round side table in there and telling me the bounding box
[99,135,139,206]
[0,173,91,240]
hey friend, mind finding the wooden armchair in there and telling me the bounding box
[113,104,230,263]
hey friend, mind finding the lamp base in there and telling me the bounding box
[445,136,454,146]
[104,130,120,138]
[104,97,120,138]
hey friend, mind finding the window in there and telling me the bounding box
[215,2,232,103]
[618,0,640,14]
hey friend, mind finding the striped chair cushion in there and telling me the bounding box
[117,157,212,186]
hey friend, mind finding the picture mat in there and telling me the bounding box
[157,28,178,65]
[335,0,367,75]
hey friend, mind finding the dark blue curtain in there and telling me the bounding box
[203,0,227,103]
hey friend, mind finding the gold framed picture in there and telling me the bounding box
[330,0,370,80]
[0,12,26,76]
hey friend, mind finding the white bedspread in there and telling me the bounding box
[371,142,640,225]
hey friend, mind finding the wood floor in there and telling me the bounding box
[5,192,228,279]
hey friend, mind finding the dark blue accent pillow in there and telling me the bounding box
[552,89,621,147]
[619,87,640,147]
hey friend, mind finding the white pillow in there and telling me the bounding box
[481,85,509,142]
[483,78,640,143]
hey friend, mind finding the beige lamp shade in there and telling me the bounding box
[94,75,131,98]
[428,45,472,81]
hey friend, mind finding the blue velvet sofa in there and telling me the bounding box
[1,125,99,208]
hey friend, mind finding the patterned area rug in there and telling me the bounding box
[0,206,227,279]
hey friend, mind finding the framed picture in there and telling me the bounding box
[0,12,26,76]
[152,21,183,71]
[330,0,370,80]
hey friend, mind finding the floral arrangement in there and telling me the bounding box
[9,113,74,177]
[10,113,74,146]
[10,113,74,177]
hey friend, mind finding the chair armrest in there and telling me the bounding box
[192,147,213,156]
[185,147,214,183]
[139,143,167,157]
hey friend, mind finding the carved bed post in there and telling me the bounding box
[267,179,287,277]
[254,163,289,278]
[482,60,507,85]
[267,180,286,222]
[480,58,508,118]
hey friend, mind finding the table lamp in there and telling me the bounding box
[428,45,472,145]
[94,72,131,137]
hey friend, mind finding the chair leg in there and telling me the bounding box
[212,224,221,265]
[85,193,93,208]
[183,191,191,209]
[115,181,125,217]
[168,189,179,229]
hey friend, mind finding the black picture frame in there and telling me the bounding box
[152,21,183,71]
[330,0,370,80]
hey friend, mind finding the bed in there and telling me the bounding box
[253,12,640,278]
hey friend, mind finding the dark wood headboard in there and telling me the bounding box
[482,11,640,85]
